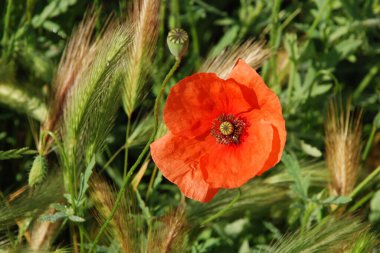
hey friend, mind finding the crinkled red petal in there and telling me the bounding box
[228,59,286,169]
[200,110,274,188]
[227,59,283,116]
[164,73,256,139]
[150,132,219,202]
[256,110,286,175]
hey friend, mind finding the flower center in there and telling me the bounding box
[211,114,247,145]
[219,121,234,135]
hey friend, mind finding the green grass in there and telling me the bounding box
[0,0,379,252]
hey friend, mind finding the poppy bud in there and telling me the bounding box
[167,28,189,60]
[28,155,47,187]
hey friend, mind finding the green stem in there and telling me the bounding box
[2,0,13,58]
[350,166,380,199]
[307,0,329,37]
[25,0,36,22]
[153,59,181,128]
[262,0,281,85]
[123,116,132,177]
[99,144,125,175]
[79,224,85,253]
[361,117,378,162]
[348,191,374,212]
[169,0,180,29]
[157,0,167,63]
[186,1,200,69]
[286,37,298,107]
[201,189,241,226]
[89,59,181,252]
[353,65,379,101]
[146,165,158,199]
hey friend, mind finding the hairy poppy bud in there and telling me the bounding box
[167,28,189,60]
[28,155,47,187]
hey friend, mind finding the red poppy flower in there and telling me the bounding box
[150,59,286,202]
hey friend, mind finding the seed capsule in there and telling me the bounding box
[167,28,189,60]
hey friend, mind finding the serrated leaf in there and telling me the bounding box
[282,152,309,199]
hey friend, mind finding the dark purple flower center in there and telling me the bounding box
[211,114,247,145]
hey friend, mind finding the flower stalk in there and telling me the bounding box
[200,188,241,226]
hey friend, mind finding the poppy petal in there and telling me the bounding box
[150,132,219,202]
[200,110,274,188]
[164,73,255,139]
[227,59,282,115]
[257,111,286,175]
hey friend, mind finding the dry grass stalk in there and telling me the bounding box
[90,174,131,253]
[149,207,187,253]
[199,40,270,79]
[325,99,362,196]
[122,0,160,117]
[40,13,97,154]
[56,12,131,178]
[90,173,188,253]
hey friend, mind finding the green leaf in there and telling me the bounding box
[321,196,352,205]
[77,156,96,205]
[135,189,152,222]
[31,0,77,28]
[310,84,332,97]
[370,190,380,212]
[51,203,67,213]
[300,140,322,158]
[39,212,66,223]
[374,112,380,129]
[209,25,239,57]
[282,152,309,199]
[334,37,362,59]
[68,215,85,223]
[224,218,248,237]
[63,193,73,205]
